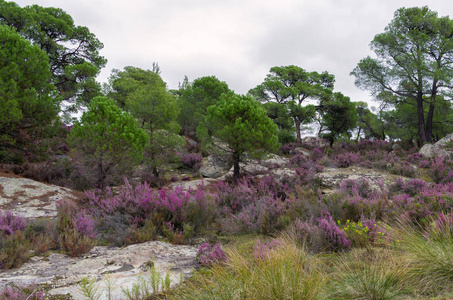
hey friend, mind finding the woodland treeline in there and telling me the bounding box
[1,1,453,188]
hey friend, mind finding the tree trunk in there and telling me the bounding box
[416,93,426,145]
[425,86,437,143]
[356,127,362,141]
[232,151,240,184]
[425,102,434,143]
[152,165,159,178]
[97,156,104,189]
[295,118,301,143]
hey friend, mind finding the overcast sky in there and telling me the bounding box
[12,0,453,106]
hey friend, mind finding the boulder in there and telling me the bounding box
[302,136,329,148]
[169,177,218,191]
[200,165,225,178]
[291,147,312,157]
[259,154,289,168]
[222,154,291,178]
[419,133,453,158]
[315,166,403,194]
[199,155,232,178]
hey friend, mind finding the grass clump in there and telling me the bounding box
[397,215,453,295]
[327,248,408,300]
[169,236,326,300]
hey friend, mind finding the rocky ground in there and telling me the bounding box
[0,172,82,219]
[0,241,197,299]
[3,135,451,298]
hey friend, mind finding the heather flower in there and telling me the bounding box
[311,148,324,161]
[430,155,447,183]
[289,154,308,167]
[72,210,96,238]
[317,211,351,251]
[291,218,316,242]
[0,211,27,236]
[180,152,203,170]
[340,178,374,198]
[418,159,431,168]
[333,152,362,168]
[197,242,226,267]
[253,239,281,261]
[0,283,45,300]
[407,152,423,164]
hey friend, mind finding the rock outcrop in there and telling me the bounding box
[0,172,83,219]
[316,166,403,194]
[419,133,453,158]
[199,155,232,178]
[0,241,198,300]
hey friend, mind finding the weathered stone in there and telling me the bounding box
[0,172,83,219]
[0,241,198,300]
[302,136,329,148]
[419,134,453,158]
[392,143,402,151]
[291,147,312,157]
[169,178,218,191]
[199,155,232,178]
[419,144,441,158]
[433,133,453,149]
[200,165,225,178]
[259,154,289,168]
[270,168,297,180]
[185,137,198,147]
[315,166,403,194]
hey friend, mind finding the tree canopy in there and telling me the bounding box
[351,6,453,144]
[250,65,335,143]
[107,66,182,177]
[68,96,148,189]
[0,0,106,111]
[320,92,358,146]
[198,92,279,182]
[0,24,58,149]
[176,76,230,137]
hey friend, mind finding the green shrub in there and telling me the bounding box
[0,231,31,269]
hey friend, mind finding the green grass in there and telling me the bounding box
[326,248,409,300]
[169,235,326,300]
[396,218,453,295]
[166,219,453,300]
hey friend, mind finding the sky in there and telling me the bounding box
[12,0,453,107]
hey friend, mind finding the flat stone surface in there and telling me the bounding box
[0,173,83,219]
[168,178,218,190]
[0,241,198,299]
[316,166,403,193]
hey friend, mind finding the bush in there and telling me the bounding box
[197,243,227,267]
[85,179,216,239]
[333,152,362,168]
[0,211,27,236]
[390,183,453,224]
[26,219,59,255]
[279,142,300,155]
[338,219,388,248]
[180,152,203,170]
[339,178,374,198]
[0,231,31,269]
[56,200,95,256]
[289,212,350,253]
[0,283,45,300]
[430,155,448,183]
